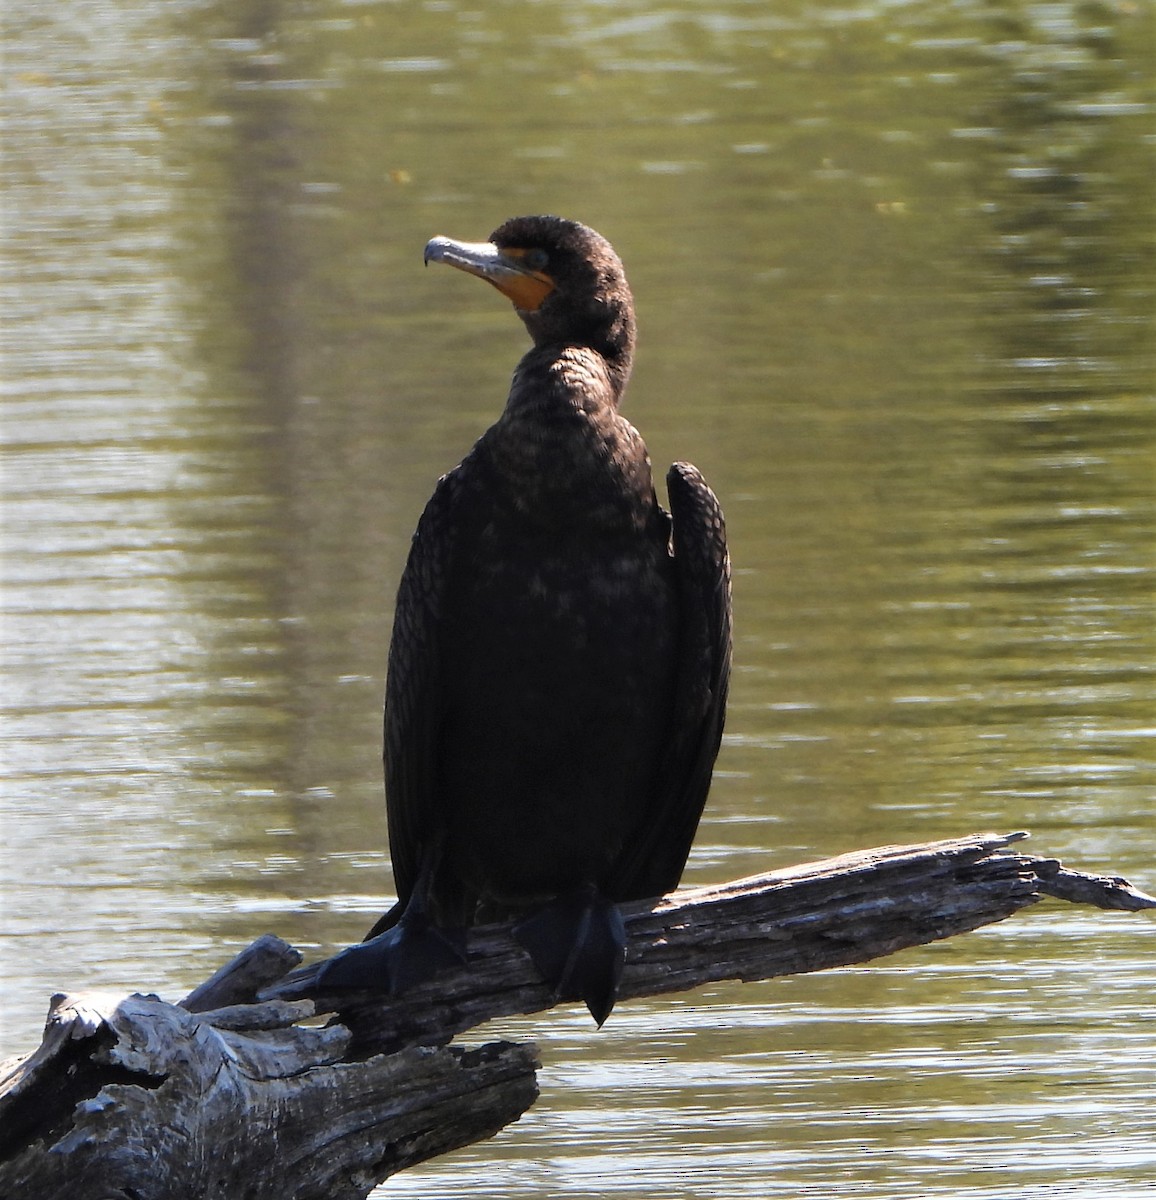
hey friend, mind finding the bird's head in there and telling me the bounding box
[424,215,636,388]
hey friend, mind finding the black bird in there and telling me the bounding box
[319,215,731,1024]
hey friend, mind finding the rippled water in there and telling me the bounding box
[2,0,1154,1195]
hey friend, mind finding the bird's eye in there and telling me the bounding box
[525,248,550,271]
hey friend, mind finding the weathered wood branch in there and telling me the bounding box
[0,985,539,1200]
[265,830,1156,1055]
[2,832,1152,1200]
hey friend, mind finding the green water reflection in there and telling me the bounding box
[2,0,1153,1196]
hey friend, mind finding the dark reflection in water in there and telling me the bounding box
[952,7,1155,852]
[2,0,1153,1196]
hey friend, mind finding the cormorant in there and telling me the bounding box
[319,215,731,1024]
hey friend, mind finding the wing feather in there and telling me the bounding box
[381,466,470,910]
[609,460,732,899]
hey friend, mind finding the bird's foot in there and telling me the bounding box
[316,917,467,993]
[513,887,626,1026]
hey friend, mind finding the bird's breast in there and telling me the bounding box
[430,391,680,898]
[438,535,678,900]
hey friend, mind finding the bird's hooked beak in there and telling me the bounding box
[424,236,555,313]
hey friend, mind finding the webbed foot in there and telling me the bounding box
[317,914,466,993]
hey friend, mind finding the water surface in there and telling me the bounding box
[2,1,1154,1196]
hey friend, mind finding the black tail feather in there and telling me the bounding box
[514,888,626,1026]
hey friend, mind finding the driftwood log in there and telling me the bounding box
[2,831,1153,1200]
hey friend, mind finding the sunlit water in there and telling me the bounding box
[2,1,1154,1196]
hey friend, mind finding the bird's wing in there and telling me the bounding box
[611,460,732,900]
[381,465,469,910]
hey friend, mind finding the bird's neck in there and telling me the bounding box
[480,346,655,532]
[508,344,630,417]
